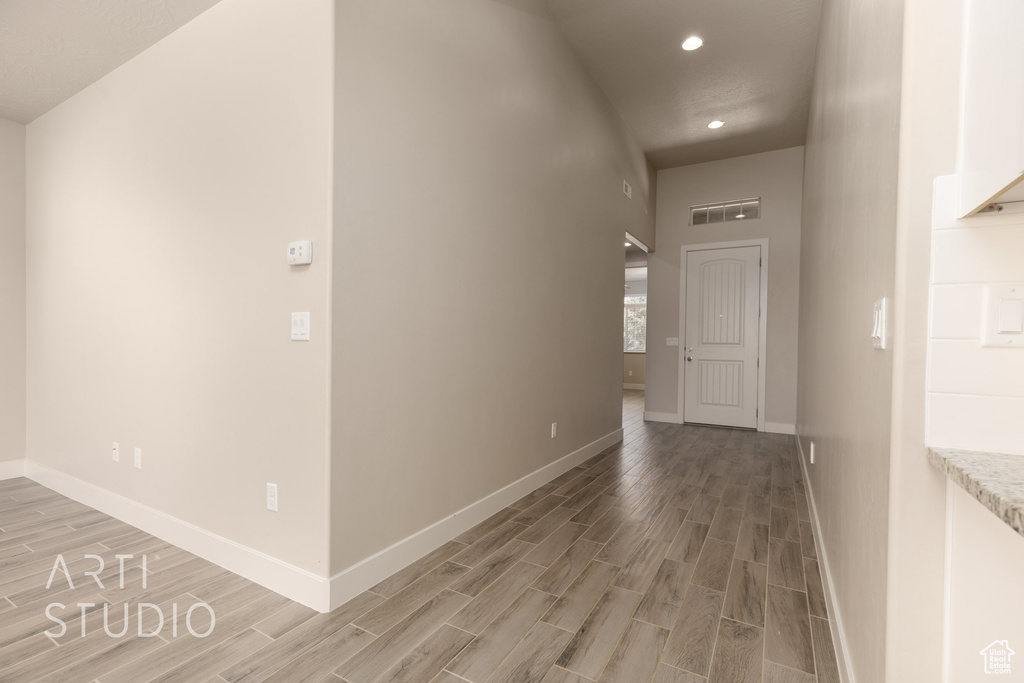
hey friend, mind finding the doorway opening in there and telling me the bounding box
[624,234,649,431]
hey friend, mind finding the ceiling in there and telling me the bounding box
[0,0,821,169]
[542,0,822,169]
[0,0,223,123]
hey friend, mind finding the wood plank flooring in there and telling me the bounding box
[0,389,840,682]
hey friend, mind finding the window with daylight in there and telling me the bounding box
[624,296,647,352]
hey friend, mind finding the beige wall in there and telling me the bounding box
[885,0,963,679]
[647,147,804,428]
[0,119,25,464]
[330,0,654,572]
[797,0,904,680]
[25,0,334,574]
[623,353,645,386]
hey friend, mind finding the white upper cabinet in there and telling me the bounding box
[958,0,1024,217]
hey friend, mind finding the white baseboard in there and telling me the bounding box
[22,460,331,612]
[0,459,26,480]
[14,429,625,615]
[643,411,683,424]
[623,383,646,390]
[796,436,857,683]
[326,427,624,611]
[765,422,796,435]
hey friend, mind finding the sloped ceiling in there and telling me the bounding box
[0,0,223,123]
[542,0,822,169]
[1,0,821,171]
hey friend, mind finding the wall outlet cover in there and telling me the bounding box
[267,483,279,512]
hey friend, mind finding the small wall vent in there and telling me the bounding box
[690,197,761,225]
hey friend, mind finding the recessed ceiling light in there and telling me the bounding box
[708,120,725,129]
[625,242,631,247]
[682,36,703,51]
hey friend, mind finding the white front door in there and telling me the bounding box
[682,245,761,428]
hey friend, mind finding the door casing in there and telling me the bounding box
[678,239,769,431]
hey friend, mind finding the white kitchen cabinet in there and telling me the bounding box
[958,0,1024,217]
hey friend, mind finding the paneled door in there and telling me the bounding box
[683,245,761,428]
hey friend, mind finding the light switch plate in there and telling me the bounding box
[666,337,680,347]
[291,312,310,341]
[872,298,887,350]
[982,284,1024,347]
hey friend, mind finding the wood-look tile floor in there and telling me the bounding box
[0,389,839,682]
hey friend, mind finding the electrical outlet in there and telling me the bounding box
[628,370,633,377]
[133,447,142,469]
[551,422,558,439]
[810,441,815,465]
[622,180,632,199]
[112,442,119,462]
[267,483,278,512]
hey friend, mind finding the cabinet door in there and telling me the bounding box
[958,0,1024,217]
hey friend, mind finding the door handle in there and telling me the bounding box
[686,356,693,362]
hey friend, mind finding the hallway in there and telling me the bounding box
[0,393,838,682]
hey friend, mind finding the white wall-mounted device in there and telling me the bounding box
[287,241,313,265]
[982,284,1024,347]
[872,298,888,350]
[291,312,310,341]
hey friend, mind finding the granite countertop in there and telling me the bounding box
[927,446,1024,539]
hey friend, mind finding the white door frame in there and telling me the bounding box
[678,239,769,431]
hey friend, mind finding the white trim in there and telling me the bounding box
[678,239,770,432]
[16,428,623,614]
[623,383,646,390]
[22,460,331,611]
[643,411,685,424]
[625,231,650,253]
[796,437,857,683]
[0,459,26,480]
[764,422,796,435]
[325,428,623,610]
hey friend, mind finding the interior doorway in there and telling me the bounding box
[624,234,649,431]
[679,240,768,430]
